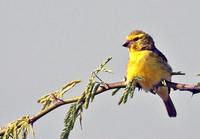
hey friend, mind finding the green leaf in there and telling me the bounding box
[81,57,113,109]
[118,81,135,105]
[83,93,91,109]
[101,67,112,73]
[91,83,101,102]
[123,92,129,104]
[111,88,120,96]
[118,94,124,105]
[61,57,113,139]
[60,104,78,139]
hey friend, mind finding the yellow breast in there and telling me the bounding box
[126,50,171,90]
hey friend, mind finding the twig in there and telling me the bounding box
[171,71,185,76]
[165,81,200,94]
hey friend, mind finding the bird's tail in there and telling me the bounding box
[163,96,177,117]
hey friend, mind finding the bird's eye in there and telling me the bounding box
[133,37,140,42]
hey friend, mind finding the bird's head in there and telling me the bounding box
[122,30,155,52]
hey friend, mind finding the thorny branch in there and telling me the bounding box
[1,80,200,136]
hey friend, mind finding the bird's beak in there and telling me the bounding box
[122,41,130,48]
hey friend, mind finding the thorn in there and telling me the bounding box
[93,72,109,89]
[50,94,64,103]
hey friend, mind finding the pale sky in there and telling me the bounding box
[1,0,200,139]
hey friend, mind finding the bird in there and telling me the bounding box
[122,30,177,117]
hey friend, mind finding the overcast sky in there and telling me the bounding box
[1,0,200,139]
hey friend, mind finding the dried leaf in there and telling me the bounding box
[58,80,81,98]
[38,80,81,110]
[2,116,34,139]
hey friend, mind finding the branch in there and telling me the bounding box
[165,81,200,94]
[29,81,126,124]
[1,80,200,136]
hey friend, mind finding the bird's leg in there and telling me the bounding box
[152,80,167,94]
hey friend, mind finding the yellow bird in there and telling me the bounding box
[123,30,177,117]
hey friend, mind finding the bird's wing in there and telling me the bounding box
[153,47,168,62]
[152,48,172,73]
